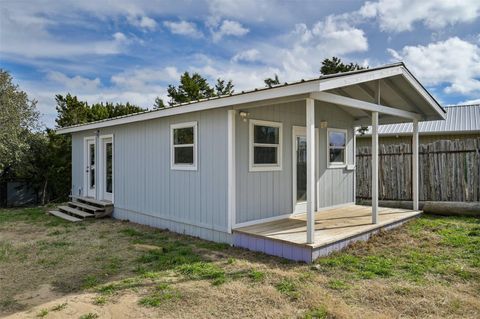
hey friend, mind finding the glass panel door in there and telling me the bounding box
[293,127,307,214]
[101,137,113,202]
[86,139,96,197]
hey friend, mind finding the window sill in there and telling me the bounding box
[327,163,347,169]
[171,165,198,171]
[249,166,282,172]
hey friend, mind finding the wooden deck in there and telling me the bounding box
[233,205,421,262]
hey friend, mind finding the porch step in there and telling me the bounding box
[70,195,112,208]
[68,201,105,213]
[48,210,82,222]
[58,205,95,218]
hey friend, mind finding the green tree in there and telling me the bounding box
[264,74,280,88]
[0,69,40,174]
[155,72,234,107]
[215,78,234,96]
[320,57,367,75]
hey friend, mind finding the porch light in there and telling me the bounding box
[239,111,249,122]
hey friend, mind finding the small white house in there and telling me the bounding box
[57,63,446,262]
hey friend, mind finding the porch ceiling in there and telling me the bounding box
[324,74,443,126]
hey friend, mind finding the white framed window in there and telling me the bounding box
[249,119,283,172]
[327,128,347,167]
[171,121,198,170]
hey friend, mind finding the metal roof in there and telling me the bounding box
[361,104,480,136]
[56,62,445,134]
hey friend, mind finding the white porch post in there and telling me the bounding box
[227,109,236,233]
[371,111,379,224]
[306,98,316,244]
[412,119,419,210]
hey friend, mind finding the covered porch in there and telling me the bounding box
[233,204,421,262]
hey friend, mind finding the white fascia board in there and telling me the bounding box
[311,91,422,120]
[56,81,321,134]
[400,68,446,120]
[318,66,403,91]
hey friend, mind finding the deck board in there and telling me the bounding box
[234,205,421,248]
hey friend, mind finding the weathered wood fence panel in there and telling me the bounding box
[356,137,480,202]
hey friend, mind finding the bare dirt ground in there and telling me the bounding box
[0,207,479,319]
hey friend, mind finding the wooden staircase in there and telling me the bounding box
[49,196,114,222]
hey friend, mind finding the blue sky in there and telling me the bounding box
[1,0,479,128]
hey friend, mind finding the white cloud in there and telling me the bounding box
[163,20,203,38]
[127,15,157,30]
[360,0,480,32]
[388,37,480,94]
[211,20,249,42]
[457,98,480,105]
[111,66,179,92]
[232,49,260,62]
[46,71,101,92]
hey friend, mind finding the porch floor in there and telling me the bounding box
[233,205,421,261]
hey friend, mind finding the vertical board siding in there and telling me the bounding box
[71,108,229,238]
[356,136,480,202]
[235,101,355,224]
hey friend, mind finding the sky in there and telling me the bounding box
[1,0,479,128]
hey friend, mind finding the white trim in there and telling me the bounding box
[412,119,419,211]
[311,91,422,120]
[249,119,283,172]
[306,98,315,244]
[98,134,114,203]
[372,111,379,224]
[170,121,198,171]
[232,213,293,229]
[319,66,403,91]
[327,128,348,168]
[83,136,96,198]
[401,68,446,120]
[227,110,236,233]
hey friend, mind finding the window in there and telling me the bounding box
[171,122,197,170]
[327,128,347,167]
[249,120,282,171]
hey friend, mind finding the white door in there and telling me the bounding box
[85,139,96,198]
[293,127,307,214]
[101,137,114,202]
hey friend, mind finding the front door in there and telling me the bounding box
[85,138,96,198]
[293,127,307,214]
[101,137,114,202]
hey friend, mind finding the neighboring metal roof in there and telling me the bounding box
[361,104,480,136]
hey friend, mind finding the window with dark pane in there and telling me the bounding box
[106,142,113,193]
[174,127,194,144]
[174,146,194,164]
[254,146,277,164]
[173,125,195,166]
[254,125,279,144]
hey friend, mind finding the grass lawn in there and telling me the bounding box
[0,207,479,318]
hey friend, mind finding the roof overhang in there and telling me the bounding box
[56,63,446,134]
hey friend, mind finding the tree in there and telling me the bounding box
[155,72,235,107]
[264,74,280,88]
[320,57,367,75]
[0,69,40,173]
[215,78,234,96]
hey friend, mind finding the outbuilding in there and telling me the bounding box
[56,63,446,262]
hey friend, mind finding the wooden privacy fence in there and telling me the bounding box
[356,137,480,202]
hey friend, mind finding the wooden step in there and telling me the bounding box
[49,210,82,222]
[58,206,95,218]
[70,195,113,208]
[68,201,104,212]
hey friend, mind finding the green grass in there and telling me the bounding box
[177,262,226,285]
[82,275,99,289]
[36,308,48,317]
[97,278,143,295]
[303,306,329,319]
[0,241,13,262]
[138,284,180,307]
[327,279,350,291]
[137,244,202,270]
[51,302,67,311]
[248,269,266,282]
[92,296,107,305]
[317,215,479,283]
[120,228,143,237]
[275,278,300,299]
